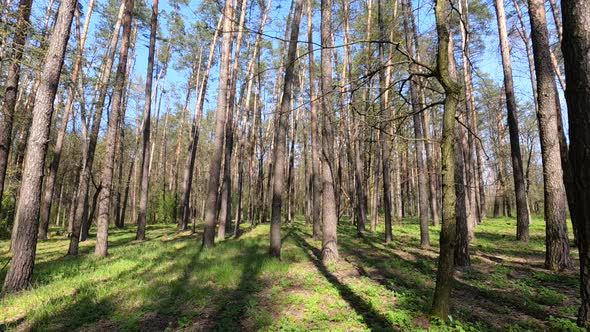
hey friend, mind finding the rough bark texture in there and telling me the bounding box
[527,0,572,271]
[493,0,531,241]
[307,0,322,240]
[431,0,461,319]
[319,0,339,264]
[39,0,95,240]
[94,0,135,257]
[0,0,33,216]
[202,0,233,247]
[269,0,303,258]
[2,0,75,294]
[561,0,590,326]
[135,0,158,241]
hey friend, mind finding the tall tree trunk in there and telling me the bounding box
[2,0,75,294]
[454,127,470,267]
[135,0,158,241]
[527,0,572,271]
[0,0,32,216]
[402,0,429,247]
[68,2,126,255]
[493,0,531,241]
[307,0,322,240]
[202,0,234,247]
[560,0,590,326]
[430,0,462,318]
[39,0,95,240]
[320,0,339,264]
[269,0,303,258]
[94,0,135,257]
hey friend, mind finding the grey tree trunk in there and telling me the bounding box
[527,0,572,271]
[493,0,531,241]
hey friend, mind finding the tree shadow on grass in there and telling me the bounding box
[292,231,399,332]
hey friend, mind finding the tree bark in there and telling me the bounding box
[527,0,572,271]
[320,0,339,264]
[202,0,234,247]
[269,0,303,257]
[493,0,531,241]
[94,0,135,257]
[430,0,462,318]
[2,0,75,294]
[560,0,590,325]
[135,0,158,241]
[0,0,33,218]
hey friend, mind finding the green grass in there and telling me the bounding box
[0,215,584,331]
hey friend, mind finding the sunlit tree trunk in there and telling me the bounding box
[94,0,135,257]
[2,0,76,294]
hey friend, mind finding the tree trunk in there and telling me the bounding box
[493,0,531,241]
[320,0,339,264]
[94,0,135,257]
[0,0,33,217]
[527,0,572,271]
[2,0,75,294]
[202,0,234,247]
[135,0,158,241]
[430,0,461,318]
[560,0,590,326]
[38,0,95,240]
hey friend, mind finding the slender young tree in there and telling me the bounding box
[2,0,76,294]
[527,0,572,271]
[136,0,158,241]
[561,0,590,326]
[94,0,135,257]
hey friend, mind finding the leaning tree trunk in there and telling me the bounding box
[135,0,158,241]
[0,0,33,217]
[2,0,76,294]
[560,0,590,326]
[430,0,462,319]
[527,0,572,271]
[493,0,531,241]
[94,0,135,257]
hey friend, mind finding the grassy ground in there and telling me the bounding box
[0,216,583,331]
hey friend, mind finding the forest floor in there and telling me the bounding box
[0,216,583,331]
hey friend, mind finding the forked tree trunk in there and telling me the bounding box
[2,0,76,294]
